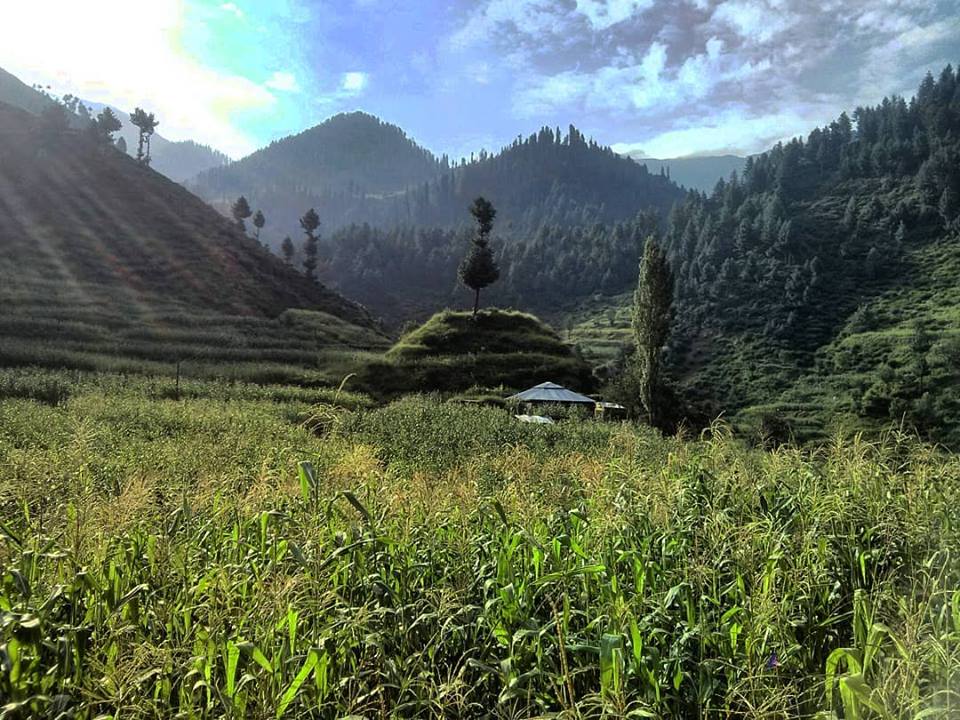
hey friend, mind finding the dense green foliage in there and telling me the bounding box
[651,65,960,443]
[319,211,662,324]
[0,382,957,717]
[358,310,594,398]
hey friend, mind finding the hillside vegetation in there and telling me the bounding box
[0,378,957,717]
[357,310,594,397]
[651,66,960,444]
[0,101,388,384]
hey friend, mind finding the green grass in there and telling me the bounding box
[0,374,958,718]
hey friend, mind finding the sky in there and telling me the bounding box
[2,0,958,160]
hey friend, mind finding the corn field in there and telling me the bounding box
[0,378,958,718]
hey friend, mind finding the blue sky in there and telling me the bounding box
[3,0,958,159]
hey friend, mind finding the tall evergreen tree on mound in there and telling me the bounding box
[632,235,674,428]
[459,196,500,316]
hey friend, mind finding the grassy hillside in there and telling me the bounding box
[358,309,595,398]
[0,378,957,717]
[0,101,389,383]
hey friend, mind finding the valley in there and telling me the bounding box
[0,24,958,717]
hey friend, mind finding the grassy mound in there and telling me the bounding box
[357,309,594,397]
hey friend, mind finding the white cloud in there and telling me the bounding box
[341,72,369,93]
[710,0,796,43]
[220,2,244,19]
[574,0,654,30]
[857,16,960,103]
[611,107,821,157]
[3,0,273,157]
[265,71,300,92]
[516,37,770,117]
[450,0,565,48]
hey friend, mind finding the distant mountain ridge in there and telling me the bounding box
[189,111,449,240]
[84,101,231,182]
[0,66,229,183]
[629,154,748,192]
[194,111,444,197]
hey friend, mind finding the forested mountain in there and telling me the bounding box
[387,126,683,230]
[0,100,373,325]
[190,119,685,243]
[189,112,446,234]
[629,154,748,192]
[294,127,682,323]
[654,64,960,443]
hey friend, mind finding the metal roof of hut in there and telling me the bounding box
[508,382,596,405]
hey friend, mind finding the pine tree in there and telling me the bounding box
[458,197,500,316]
[281,236,295,265]
[631,235,674,428]
[253,210,266,242]
[300,208,320,282]
[129,108,158,165]
[231,196,252,232]
[93,107,122,144]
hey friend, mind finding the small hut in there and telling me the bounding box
[508,382,597,415]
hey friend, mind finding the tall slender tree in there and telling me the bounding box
[631,235,674,428]
[129,108,159,165]
[281,236,295,265]
[300,208,320,282]
[253,210,266,242]
[458,196,500,316]
[939,187,958,229]
[231,196,252,232]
